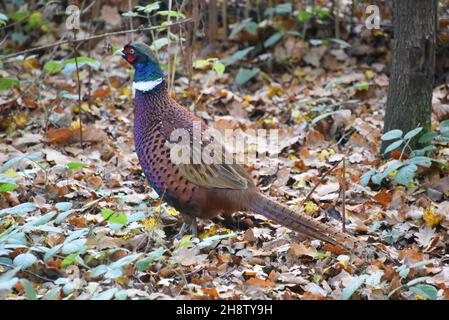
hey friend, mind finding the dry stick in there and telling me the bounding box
[1,18,193,60]
[0,262,55,283]
[72,29,83,149]
[299,158,343,208]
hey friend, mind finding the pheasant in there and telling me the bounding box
[119,42,366,253]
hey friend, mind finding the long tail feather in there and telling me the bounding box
[247,193,358,250]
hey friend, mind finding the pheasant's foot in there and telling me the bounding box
[175,218,198,240]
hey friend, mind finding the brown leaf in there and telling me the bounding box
[246,277,275,288]
[373,189,392,207]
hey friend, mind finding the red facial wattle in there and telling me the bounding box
[127,54,136,63]
[123,46,137,63]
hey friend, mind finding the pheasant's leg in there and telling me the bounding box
[175,215,198,239]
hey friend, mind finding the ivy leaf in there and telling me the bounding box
[381,129,403,141]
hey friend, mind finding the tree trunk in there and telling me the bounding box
[381,0,437,155]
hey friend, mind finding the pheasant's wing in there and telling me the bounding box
[176,140,253,190]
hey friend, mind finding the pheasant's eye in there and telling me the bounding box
[129,48,135,55]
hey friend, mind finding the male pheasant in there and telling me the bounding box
[120,42,361,252]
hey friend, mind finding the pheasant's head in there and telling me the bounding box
[120,42,164,89]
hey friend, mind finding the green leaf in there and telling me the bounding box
[32,210,58,226]
[221,47,254,66]
[353,82,369,91]
[55,202,73,211]
[92,288,118,300]
[44,244,63,261]
[136,247,165,271]
[418,132,437,143]
[381,129,403,141]
[0,13,9,24]
[245,22,258,35]
[55,210,74,224]
[213,61,225,76]
[0,183,18,192]
[90,265,108,277]
[384,139,404,154]
[406,156,432,167]
[121,11,139,17]
[61,253,78,268]
[151,37,170,50]
[440,119,449,134]
[62,239,86,254]
[8,11,29,21]
[0,78,20,91]
[44,60,62,74]
[110,253,140,269]
[394,164,417,186]
[13,253,37,270]
[0,202,35,216]
[360,170,375,186]
[193,59,212,69]
[45,287,61,300]
[409,284,438,300]
[21,279,37,300]
[264,32,283,48]
[62,57,100,75]
[101,209,128,225]
[297,10,313,23]
[236,68,260,86]
[136,2,160,13]
[342,275,367,300]
[67,162,88,170]
[275,3,292,14]
[157,10,185,19]
[404,127,423,140]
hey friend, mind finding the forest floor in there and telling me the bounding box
[1,7,449,300]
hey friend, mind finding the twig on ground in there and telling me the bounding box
[299,158,344,208]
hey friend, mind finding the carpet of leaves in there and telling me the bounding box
[1,32,449,300]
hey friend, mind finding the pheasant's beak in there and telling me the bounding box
[114,47,126,59]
